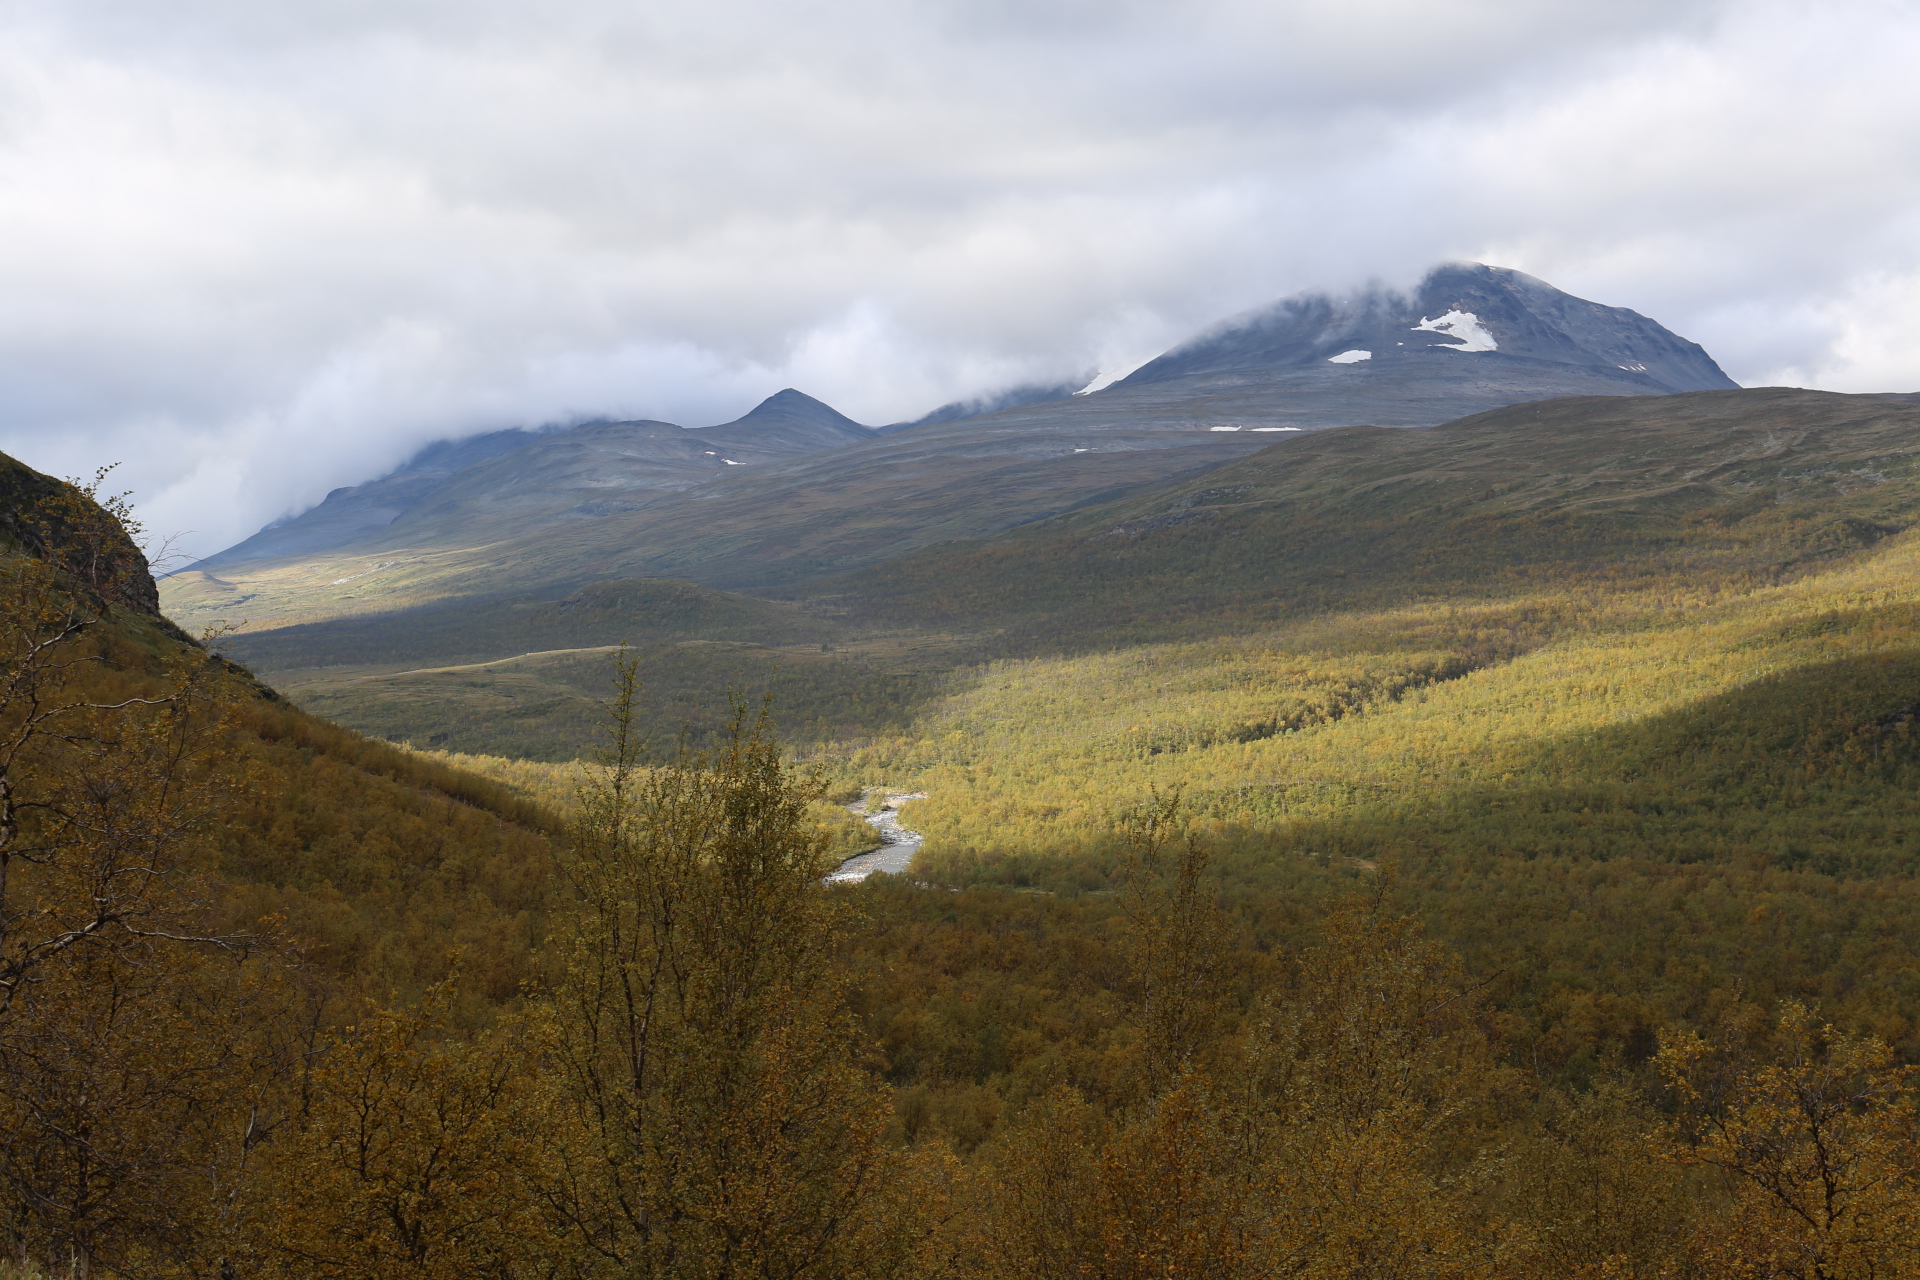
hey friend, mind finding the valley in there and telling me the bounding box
[14,263,1920,1277]
[171,281,1920,1046]
[228,373,1920,1055]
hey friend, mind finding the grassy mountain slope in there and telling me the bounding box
[845,389,1920,647]
[157,428,1263,633]
[217,576,965,760]
[231,388,1920,782]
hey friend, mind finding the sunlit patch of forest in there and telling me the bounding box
[402,742,879,863]
[797,527,1920,1054]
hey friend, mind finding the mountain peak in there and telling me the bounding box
[740,388,839,417]
[1119,262,1737,395]
[700,389,873,447]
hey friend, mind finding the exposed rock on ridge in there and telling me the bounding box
[0,451,166,619]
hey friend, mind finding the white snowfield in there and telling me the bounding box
[1326,349,1372,363]
[1074,357,1153,396]
[1412,311,1498,352]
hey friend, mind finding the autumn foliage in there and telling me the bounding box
[17,458,1920,1279]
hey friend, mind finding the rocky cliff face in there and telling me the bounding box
[0,451,165,619]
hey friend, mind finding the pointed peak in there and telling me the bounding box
[698,389,873,448]
[712,388,871,438]
[743,387,835,416]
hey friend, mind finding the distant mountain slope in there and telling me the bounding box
[876,379,1089,433]
[845,388,1920,645]
[193,389,873,574]
[161,264,1746,635]
[222,575,838,674]
[198,427,557,569]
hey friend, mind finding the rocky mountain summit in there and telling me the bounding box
[1124,262,1735,394]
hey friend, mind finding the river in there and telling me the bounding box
[825,791,927,883]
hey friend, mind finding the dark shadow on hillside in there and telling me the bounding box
[285,640,955,763]
[1261,647,1920,882]
[1247,649,1920,1057]
[223,576,840,675]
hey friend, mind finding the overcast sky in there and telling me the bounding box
[2,0,1917,555]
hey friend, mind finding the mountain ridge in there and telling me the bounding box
[194,389,875,574]
[164,263,1753,635]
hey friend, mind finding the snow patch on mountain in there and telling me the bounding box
[1412,311,1497,352]
[1074,357,1154,396]
[1327,349,1372,363]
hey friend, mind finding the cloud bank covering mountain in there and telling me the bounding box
[1,0,1918,554]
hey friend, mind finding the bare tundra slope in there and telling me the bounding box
[161,263,1738,637]
[844,387,1920,646]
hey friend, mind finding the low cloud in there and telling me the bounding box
[0,0,1914,555]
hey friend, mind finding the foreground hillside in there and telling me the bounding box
[0,452,567,1015]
